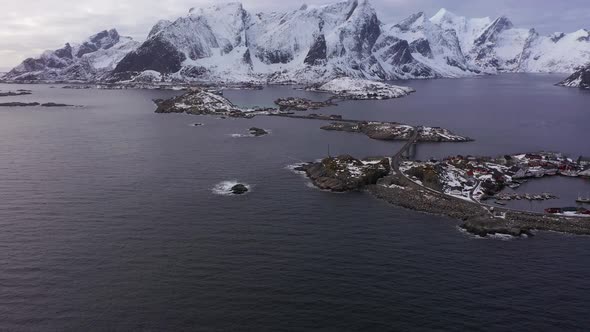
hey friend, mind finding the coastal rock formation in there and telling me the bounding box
[558,64,590,89]
[296,155,390,192]
[461,217,532,237]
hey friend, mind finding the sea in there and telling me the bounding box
[0,74,589,330]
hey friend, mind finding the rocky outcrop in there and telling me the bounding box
[558,64,590,89]
[114,36,186,74]
[304,34,327,66]
[296,155,390,192]
[231,184,249,195]
[461,217,532,237]
[249,127,268,137]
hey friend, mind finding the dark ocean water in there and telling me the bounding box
[0,75,589,331]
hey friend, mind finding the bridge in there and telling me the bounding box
[391,127,419,173]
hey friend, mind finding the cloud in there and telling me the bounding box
[0,0,588,71]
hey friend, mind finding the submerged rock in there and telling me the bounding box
[231,184,249,195]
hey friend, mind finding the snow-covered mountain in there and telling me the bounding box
[4,1,590,83]
[558,64,590,89]
[3,29,139,81]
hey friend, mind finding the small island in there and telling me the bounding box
[0,102,76,107]
[321,122,472,142]
[231,184,249,195]
[249,127,268,137]
[307,77,416,100]
[0,90,32,97]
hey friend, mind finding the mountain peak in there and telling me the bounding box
[395,12,425,31]
[431,8,459,23]
[189,2,244,16]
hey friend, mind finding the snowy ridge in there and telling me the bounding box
[4,1,590,83]
[4,29,139,82]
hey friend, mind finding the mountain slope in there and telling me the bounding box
[558,64,590,89]
[4,1,590,83]
[4,29,139,81]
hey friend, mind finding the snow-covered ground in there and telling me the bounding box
[313,77,415,99]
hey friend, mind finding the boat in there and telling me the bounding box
[545,207,562,214]
[494,201,507,206]
[576,193,590,204]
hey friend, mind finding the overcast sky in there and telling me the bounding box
[1,0,588,71]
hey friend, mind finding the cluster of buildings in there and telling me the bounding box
[401,152,590,204]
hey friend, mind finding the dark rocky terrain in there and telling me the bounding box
[296,155,390,192]
[558,64,590,89]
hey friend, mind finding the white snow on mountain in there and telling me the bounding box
[519,29,590,73]
[4,1,590,83]
[4,29,139,81]
[430,8,491,55]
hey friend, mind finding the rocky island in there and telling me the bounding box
[296,155,390,192]
[249,127,269,137]
[231,184,249,195]
[307,77,416,100]
[154,88,251,118]
[0,90,32,97]
[321,122,472,142]
[274,97,337,111]
[558,64,590,89]
[152,78,416,120]
[0,102,76,107]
